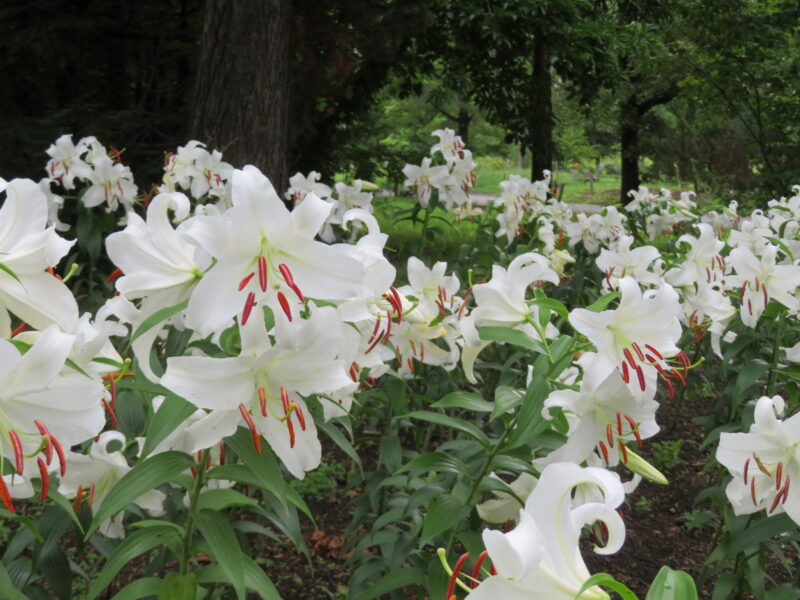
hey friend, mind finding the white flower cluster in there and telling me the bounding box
[402,128,478,211]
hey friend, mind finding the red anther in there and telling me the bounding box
[8,430,24,475]
[289,282,305,303]
[238,272,255,291]
[664,377,675,402]
[490,563,497,576]
[102,397,118,430]
[351,361,360,374]
[364,330,384,354]
[598,440,610,464]
[0,475,14,513]
[390,287,403,322]
[705,267,711,282]
[34,420,54,464]
[619,442,629,464]
[349,366,357,382]
[644,344,663,360]
[762,285,769,307]
[410,340,417,356]
[457,287,473,320]
[632,342,645,362]
[420,342,425,362]
[37,458,49,501]
[618,509,625,520]
[287,419,295,448]
[407,358,415,372]
[777,462,783,490]
[241,291,256,325]
[258,256,268,292]
[744,458,751,486]
[278,263,295,288]
[107,268,123,283]
[636,365,645,391]
[291,402,307,430]
[606,424,615,448]
[10,322,27,337]
[769,489,784,514]
[238,404,262,454]
[447,552,471,599]
[258,388,267,417]
[383,309,392,343]
[621,361,630,383]
[368,315,382,344]
[280,387,291,415]
[623,348,637,369]
[600,522,609,544]
[219,443,226,466]
[470,550,490,588]
[616,412,623,435]
[781,475,791,503]
[751,477,758,505]
[624,414,643,448]
[51,436,67,476]
[74,484,83,513]
[754,277,761,291]
[190,466,198,479]
[205,452,212,470]
[277,291,292,321]
[740,280,749,300]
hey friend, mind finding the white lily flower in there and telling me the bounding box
[477,472,537,524]
[717,396,800,523]
[402,158,450,208]
[82,155,138,213]
[728,244,800,327]
[0,326,106,510]
[663,224,726,288]
[161,306,352,478]
[536,369,659,469]
[596,235,661,289]
[59,431,166,538]
[285,171,332,205]
[184,166,366,336]
[467,462,626,600]
[45,134,92,190]
[430,128,464,161]
[569,277,683,391]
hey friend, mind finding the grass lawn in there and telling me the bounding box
[472,164,694,206]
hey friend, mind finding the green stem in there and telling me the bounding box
[419,202,433,255]
[179,448,211,575]
[766,320,783,396]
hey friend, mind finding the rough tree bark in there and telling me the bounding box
[619,84,679,204]
[191,0,291,187]
[530,33,554,180]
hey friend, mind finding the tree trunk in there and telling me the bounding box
[457,107,471,148]
[191,0,291,188]
[530,33,554,180]
[620,94,640,204]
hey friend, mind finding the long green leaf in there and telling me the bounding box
[196,556,281,600]
[138,394,197,461]
[477,326,546,354]
[420,493,470,545]
[87,524,179,599]
[396,451,470,477]
[86,451,195,538]
[130,298,189,344]
[432,391,493,412]
[400,411,490,446]
[157,572,196,600]
[225,428,287,508]
[197,489,258,512]
[0,559,27,600]
[574,573,638,599]
[358,568,425,600]
[109,578,162,600]
[645,567,698,600]
[194,509,245,600]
